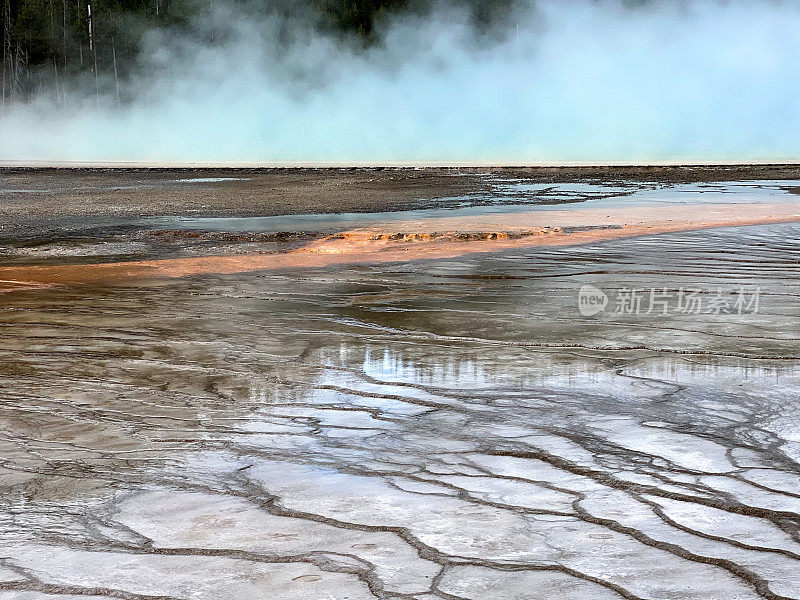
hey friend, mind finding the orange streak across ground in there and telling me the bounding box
[2,202,799,291]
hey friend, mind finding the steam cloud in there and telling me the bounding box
[3,0,800,164]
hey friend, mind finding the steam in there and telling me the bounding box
[3,0,800,164]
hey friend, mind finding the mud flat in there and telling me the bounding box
[1,199,800,290]
[1,169,800,599]
[4,164,800,233]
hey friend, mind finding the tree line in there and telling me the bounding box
[1,0,510,108]
[3,0,175,107]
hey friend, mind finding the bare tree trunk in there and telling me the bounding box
[63,0,68,70]
[53,56,61,104]
[88,2,98,106]
[2,0,11,110]
[49,0,55,57]
[12,44,25,103]
[77,0,83,68]
[87,3,93,52]
[48,0,59,103]
[112,38,119,107]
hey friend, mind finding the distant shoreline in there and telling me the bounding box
[5,163,800,184]
[3,162,800,171]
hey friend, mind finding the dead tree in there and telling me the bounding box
[2,0,11,110]
[112,37,119,106]
[11,44,25,103]
[88,2,98,105]
[63,0,68,70]
[77,0,83,67]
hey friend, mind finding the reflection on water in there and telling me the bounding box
[1,219,800,597]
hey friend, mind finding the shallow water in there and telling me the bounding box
[150,179,800,233]
[1,212,799,598]
[4,178,800,265]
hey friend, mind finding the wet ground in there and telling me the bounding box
[1,170,800,599]
[3,172,800,265]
